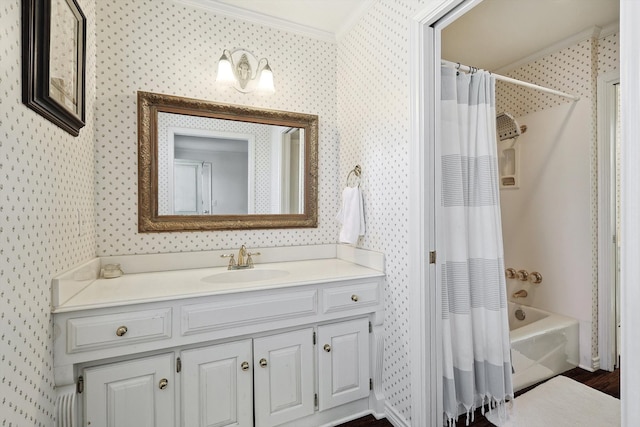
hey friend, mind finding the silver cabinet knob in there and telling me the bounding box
[158,378,168,390]
[351,294,359,302]
[241,361,250,371]
[259,358,268,368]
[324,344,331,353]
[116,326,128,337]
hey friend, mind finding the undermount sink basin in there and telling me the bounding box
[202,269,290,284]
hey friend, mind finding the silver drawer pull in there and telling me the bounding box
[351,294,359,302]
[324,344,331,353]
[241,361,250,371]
[115,326,128,337]
[159,378,168,390]
[259,358,268,368]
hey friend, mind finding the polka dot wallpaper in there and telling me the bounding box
[94,0,338,255]
[338,0,420,423]
[0,1,98,425]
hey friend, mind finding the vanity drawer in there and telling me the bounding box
[322,281,380,314]
[66,308,172,353]
[181,290,317,336]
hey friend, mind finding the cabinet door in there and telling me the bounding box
[317,318,370,411]
[253,328,315,427]
[181,340,253,427]
[84,353,175,427]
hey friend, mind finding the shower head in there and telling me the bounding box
[497,112,527,141]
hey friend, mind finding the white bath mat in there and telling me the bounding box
[485,375,620,427]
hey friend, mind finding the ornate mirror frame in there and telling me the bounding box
[138,91,318,232]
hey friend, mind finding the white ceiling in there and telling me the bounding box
[186,0,376,40]
[194,0,619,70]
[442,0,619,71]
[214,0,374,35]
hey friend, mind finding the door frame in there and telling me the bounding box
[410,1,639,425]
[167,127,256,214]
[408,1,483,425]
[620,2,640,425]
[597,70,620,372]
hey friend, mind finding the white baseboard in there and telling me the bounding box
[578,363,596,373]
[384,402,411,427]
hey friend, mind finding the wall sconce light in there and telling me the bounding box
[216,49,275,94]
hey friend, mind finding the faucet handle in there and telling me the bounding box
[246,252,260,268]
[529,271,543,284]
[221,254,236,269]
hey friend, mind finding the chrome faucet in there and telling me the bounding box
[221,245,261,270]
[512,289,528,298]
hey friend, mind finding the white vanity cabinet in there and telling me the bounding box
[317,318,370,411]
[52,256,385,427]
[253,328,315,427]
[181,340,254,427]
[84,353,176,427]
[180,328,316,427]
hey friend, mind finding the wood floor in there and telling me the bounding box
[337,367,620,427]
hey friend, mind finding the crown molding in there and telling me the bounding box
[494,24,617,74]
[335,0,379,40]
[173,0,336,42]
[599,21,620,39]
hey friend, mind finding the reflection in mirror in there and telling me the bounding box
[138,91,318,232]
[158,113,305,216]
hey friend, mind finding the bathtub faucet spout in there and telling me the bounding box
[513,289,528,298]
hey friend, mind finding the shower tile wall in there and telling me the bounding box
[0,1,98,425]
[95,0,338,255]
[496,31,619,368]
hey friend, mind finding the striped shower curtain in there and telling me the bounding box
[440,66,513,425]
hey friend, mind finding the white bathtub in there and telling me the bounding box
[508,302,579,391]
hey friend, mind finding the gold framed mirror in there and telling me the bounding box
[138,91,318,232]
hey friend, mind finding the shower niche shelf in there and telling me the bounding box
[497,112,526,190]
[499,141,520,189]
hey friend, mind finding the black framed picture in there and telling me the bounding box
[22,0,86,136]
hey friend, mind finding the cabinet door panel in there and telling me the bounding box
[317,318,369,411]
[84,354,175,427]
[253,328,314,427]
[181,340,253,427]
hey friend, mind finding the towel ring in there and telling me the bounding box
[346,165,362,187]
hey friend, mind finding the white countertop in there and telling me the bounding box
[53,258,384,313]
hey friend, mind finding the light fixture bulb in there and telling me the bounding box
[216,52,235,85]
[258,63,275,93]
[216,49,275,94]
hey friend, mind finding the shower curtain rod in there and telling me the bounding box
[441,60,580,101]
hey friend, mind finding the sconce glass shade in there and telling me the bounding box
[216,52,235,85]
[216,49,274,94]
[258,63,275,93]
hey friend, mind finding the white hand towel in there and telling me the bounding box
[336,186,365,245]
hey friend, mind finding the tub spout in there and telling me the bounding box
[513,289,528,298]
